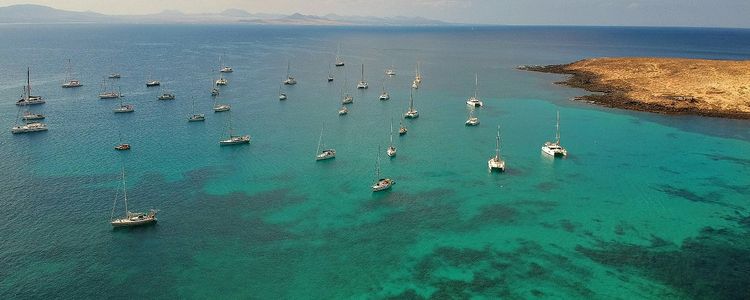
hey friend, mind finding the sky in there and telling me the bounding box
[1,0,750,28]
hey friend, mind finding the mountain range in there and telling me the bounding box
[0,4,449,26]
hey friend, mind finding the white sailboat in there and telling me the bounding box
[98,78,121,99]
[327,64,334,82]
[465,107,480,126]
[188,97,205,122]
[338,106,348,115]
[11,108,48,134]
[411,62,422,89]
[541,111,568,157]
[115,129,130,150]
[386,65,396,76]
[466,73,483,107]
[110,167,158,228]
[22,111,45,120]
[219,54,233,73]
[213,95,231,112]
[387,119,397,157]
[342,71,353,104]
[404,89,419,119]
[215,74,228,86]
[157,85,175,100]
[113,96,134,113]
[357,64,368,89]
[399,121,407,135]
[372,146,395,192]
[16,68,45,106]
[146,73,160,87]
[315,124,336,161]
[61,59,82,88]
[219,111,250,145]
[488,126,506,172]
[283,61,297,85]
[279,82,287,100]
[210,78,220,96]
[379,79,390,100]
[334,43,345,67]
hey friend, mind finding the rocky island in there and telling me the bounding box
[520,57,750,119]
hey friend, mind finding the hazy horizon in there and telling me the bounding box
[1,0,750,28]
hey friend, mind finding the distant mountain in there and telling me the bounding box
[0,4,450,26]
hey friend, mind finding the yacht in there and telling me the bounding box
[219,111,250,145]
[399,121,407,135]
[110,167,158,228]
[541,111,568,157]
[357,64,368,89]
[157,86,175,100]
[488,126,506,172]
[327,64,334,82]
[283,61,296,85]
[219,55,233,73]
[387,120,397,157]
[11,121,47,134]
[338,106,348,115]
[465,108,480,126]
[113,104,134,113]
[334,43,345,67]
[22,111,45,120]
[188,98,205,122]
[379,80,390,100]
[146,79,160,87]
[386,66,396,76]
[371,146,394,192]
[279,83,287,100]
[315,125,336,161]
[466,74,483,107]
[108,73,121,79]
[404,90,419,119]
[61,59,82,88]
[98,79,121,99]
[342,94,353,104]
[213,104,231,112]
[411,62,422,89]
[16,68,45,106]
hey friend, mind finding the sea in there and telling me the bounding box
[0,24,749,299]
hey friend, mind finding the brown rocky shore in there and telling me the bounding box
[519,57,750,119]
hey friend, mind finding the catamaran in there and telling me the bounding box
[465,108,480,126]
[61,59,82,88]
[404,89,419,119]
[357,64,368,89]
[98,78,121,99]
[541,111,568,157]
[488,126,506,172]
[188,97,205,122]
[219,111,250,145]
[219,55,233,73]
[283,61,297,85]
[466,74,483,107]
[110,167,158,228]
[279,82,287,100]
[399,121,407,135]
[379,79,390,100]
[371,146,395,192]
[334,43,345,67]
[327,64,334,82]
[338,106,348,115]
[315,124,336,161]
[387,119,397,157]
[386,66,396,76]
[16,68,45,106]
[157,85,175,100]
[215,74,228,86]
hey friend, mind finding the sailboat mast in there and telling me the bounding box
[26,67,30,101]
[287,61,291,77]
[389,119,394,146]
[496,126,501,158]
[121,167,128,214]
[361,64,364,81]
[474,73,479,99]
[375,146,381,179]
[317,124,324,154]
[555,111,561,144]
[409,89,414,110]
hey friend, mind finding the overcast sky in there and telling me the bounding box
[2,0,750,28]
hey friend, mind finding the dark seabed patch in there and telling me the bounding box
[535,181,558,192]
[576,226,750,300]
[400,240,595,298]
[655,184,739,209]
[702,153,750,167]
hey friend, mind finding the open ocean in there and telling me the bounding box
[0,24,749,299]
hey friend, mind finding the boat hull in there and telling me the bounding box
[111,217,157,228]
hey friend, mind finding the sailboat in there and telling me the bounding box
[98,78,121,99]
[399,121,407,135]
[404,89,419,119]
[411,62,422,89]
[334,43,345,67]
[210,78,220,96]
[387,119,397,157]
[465,107,480,126]
[541,110,568,157]
[157,84,175,100]
[16,68,45,106]
[488,126,506,172]
[283,61,297,85]
[279,82,287,100]
[219,54,233,73]
[61,59,82,88]
[315,124,336,161]
[22,111,45,120]
[371,146,395,192]
[357,64,368,89]
[188,97,205,122]
[327,64,334,82]
[113,96,134,113]
[338,106,348,115]
[213,95,231,112]
[219,111,250,145]
[11,108,48,134]
[342,71,353,104]
[215,74,228,86]
[115,130,130,150]
[379,79,390,100]
[466,74,483,107]
[110,166,158,228]
[386,65,396,76]
[146,72,160,87]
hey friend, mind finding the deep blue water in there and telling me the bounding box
[0,24,749,299]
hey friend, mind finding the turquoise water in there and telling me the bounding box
[1,25,749,299]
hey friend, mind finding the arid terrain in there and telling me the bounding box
[521,57,750,119]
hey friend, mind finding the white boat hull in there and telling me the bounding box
[111,216,157,227]
[488,158,506,172]
[372,178,394,192]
